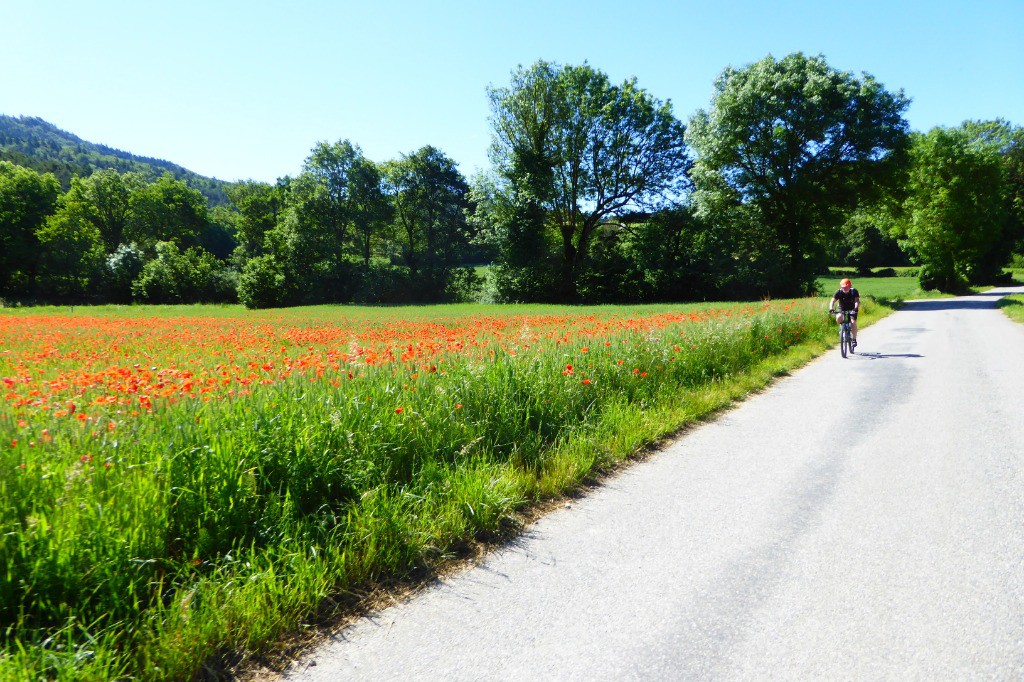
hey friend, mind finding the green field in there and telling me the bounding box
[817,269,1024,302]
[815,275,947,301]
[1,298,894,679]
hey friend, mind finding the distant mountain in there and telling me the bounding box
[0,115,235,206]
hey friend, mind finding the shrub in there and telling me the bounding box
[918,264,967,292]
[132,242,235,303]
[238,254,288,309]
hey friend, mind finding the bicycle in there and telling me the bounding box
[830,309,856,358]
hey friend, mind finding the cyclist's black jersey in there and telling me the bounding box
[833,288,859,311]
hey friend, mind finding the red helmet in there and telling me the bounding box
[840,278,851,288]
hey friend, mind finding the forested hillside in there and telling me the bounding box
[0,115,233,206]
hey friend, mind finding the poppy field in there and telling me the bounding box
[0,298,869,679]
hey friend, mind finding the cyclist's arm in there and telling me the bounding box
[854,294,860,311]
[828,296,838,311]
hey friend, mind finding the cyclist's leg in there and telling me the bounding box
[851,315,858,342]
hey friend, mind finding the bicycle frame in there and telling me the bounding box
[836,310,854,357]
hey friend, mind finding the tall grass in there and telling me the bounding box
[1,298,888,679]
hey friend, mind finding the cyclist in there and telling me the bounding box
[829,278,860,348]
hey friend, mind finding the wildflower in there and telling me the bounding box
[395,407,404,414]
[80,454,93,463]
[455,403,463,409]
[581,379,592,385]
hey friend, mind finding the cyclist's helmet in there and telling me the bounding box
[840,278,852,288]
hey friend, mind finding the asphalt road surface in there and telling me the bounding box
[279,287,1024,681]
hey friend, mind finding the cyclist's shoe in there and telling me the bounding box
[852,340,858,349]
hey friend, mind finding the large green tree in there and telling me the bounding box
[287,140,389,301]
[36,200,107,302]
[125,172,208,251]
[896,122,1017,290]
[384,146,471,277]
[227,179,286,258]
[487,61,690,301]
[63,169,145,251]
[687,52,910,294]
[0,161,60,298]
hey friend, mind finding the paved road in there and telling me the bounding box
[280,287,1024,681]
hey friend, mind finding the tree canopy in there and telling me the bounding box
[895,121,1022,290]
[487,60,690,301]
[687,52,911,295]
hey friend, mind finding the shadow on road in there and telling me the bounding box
[854,352,924,360]
[900,287,1024,312]
[901,299,999,312]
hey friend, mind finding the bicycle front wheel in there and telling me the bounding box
[839,325,848,358]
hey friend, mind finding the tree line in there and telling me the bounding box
[2,52,1022,308]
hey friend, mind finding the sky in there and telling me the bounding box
[2,0,1022,184]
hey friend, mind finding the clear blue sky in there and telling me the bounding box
[2,0,1021,184]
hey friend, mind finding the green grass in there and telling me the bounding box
[0,298,895,680]
[816,276,950,301]
[997,294,1024,323]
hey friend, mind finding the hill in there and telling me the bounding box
[0,115,235,206]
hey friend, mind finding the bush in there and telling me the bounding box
[132,242,236,303]
[918,264,967,292]
[105,243,146,303]
[238,254,288,309]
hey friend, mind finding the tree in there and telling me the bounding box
[36,197,106,302]
[125,173,208,251]
[64,169,145,251]
[288,141,389,300]
[896,124,1012,290]
[0,161,60,299]
[487,61,690,301]
[227,179,286,258]
[840,211,908,273]
[384,146,472,294]
[958,120,1024,263]
[687,52,910,295]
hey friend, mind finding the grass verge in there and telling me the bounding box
[997,294,1024,324]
